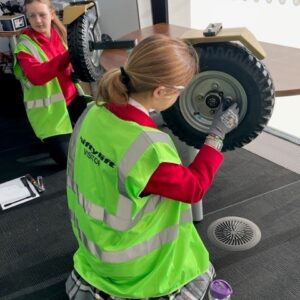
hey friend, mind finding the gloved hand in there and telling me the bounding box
[208,103,240,140]
[77,95,94,104]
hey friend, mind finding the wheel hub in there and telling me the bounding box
[179,71,247,132]
[205,92,221,109]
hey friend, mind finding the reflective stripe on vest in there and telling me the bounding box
[24,92,65,109]
[14,34,73,140]
[67,173,162,231]
[70,208,192,263]
[67,104,192,263]
[118,131,172,198]
[67,104,92,182]
[17,39,42,89]
[19,39,43,62]
[20,39,85,97]
[67,105,174,229]
[17,39,65,110]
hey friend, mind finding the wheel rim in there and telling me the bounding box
[88,25,101,68]
[179,71,247,132]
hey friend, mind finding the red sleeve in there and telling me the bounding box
[142,144,224,203]
[17,51,70,85]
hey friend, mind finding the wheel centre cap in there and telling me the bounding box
[205,92,221,108]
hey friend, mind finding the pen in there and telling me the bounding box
[25,174,43,193]
[37,176,45,192]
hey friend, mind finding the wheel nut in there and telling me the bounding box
[196,94,204,101]
[211,83,219,90]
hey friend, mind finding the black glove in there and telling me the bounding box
[77,95,93,104]
[208,103,239,140]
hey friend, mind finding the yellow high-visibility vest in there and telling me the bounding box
[67,103,210,298]
[14,34,72,139]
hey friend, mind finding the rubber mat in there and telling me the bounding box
[0,116,299,299]
[196,179,300,299]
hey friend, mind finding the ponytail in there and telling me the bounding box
[51,14,67,47]
[96,34,198,105]
[96,68,129,105]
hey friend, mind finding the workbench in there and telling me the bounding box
[101,23,300,97]
[2,24,300,97]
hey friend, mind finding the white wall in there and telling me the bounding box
[190,0,300,140]
[98,0,140,39]
[168,0,191,28]
[190,0,300,47]
[137,0,152,28]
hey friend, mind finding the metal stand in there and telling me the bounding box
[191,199,204,222]
[181,145,204,222]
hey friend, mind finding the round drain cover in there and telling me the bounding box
[207,216,261,251]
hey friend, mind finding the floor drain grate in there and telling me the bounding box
[207,216,261,251]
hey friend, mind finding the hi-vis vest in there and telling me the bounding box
[67,104,210,298]
[13,34,72,140]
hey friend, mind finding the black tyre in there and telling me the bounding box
[161,42,275,151]
[67,10,103,82]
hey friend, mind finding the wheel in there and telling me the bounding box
[67,10,103,82]
[161,42,275,151]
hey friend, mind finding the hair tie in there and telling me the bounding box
[120,66,130,87]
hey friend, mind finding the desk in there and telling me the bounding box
[101,23,300,97]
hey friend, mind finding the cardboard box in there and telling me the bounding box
[0,14,27,32]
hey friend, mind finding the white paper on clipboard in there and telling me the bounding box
[0,176,40,210]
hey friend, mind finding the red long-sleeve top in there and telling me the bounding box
[16,27,77,106]
[107,102,224,204]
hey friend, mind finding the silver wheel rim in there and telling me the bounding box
[88,25,102,68]
[179,71,247,133]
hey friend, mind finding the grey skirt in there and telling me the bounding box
[66,264,215,300]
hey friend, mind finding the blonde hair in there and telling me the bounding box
[97,34,199,104]
[24,0,67,46]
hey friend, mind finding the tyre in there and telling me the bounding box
[161,42,275,151]
[67,10,103,82]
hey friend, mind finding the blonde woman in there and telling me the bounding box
[66,34,239,300]
[14,0,87,167]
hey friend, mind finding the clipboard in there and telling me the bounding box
[0,176,40,210]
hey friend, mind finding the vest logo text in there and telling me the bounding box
[80,137,116,168]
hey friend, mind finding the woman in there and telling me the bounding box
[13,0,87,167]
[66,34,239,299]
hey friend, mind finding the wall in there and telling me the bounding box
[137,0,152,28]
[168,0,191,28]
[98,0,140,39]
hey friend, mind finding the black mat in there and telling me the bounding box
[0,116,72,300]
[197,178,300,300]
[0,116,300,299]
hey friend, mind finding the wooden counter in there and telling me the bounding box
[101,23,300,97]
[0,29,23,37]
